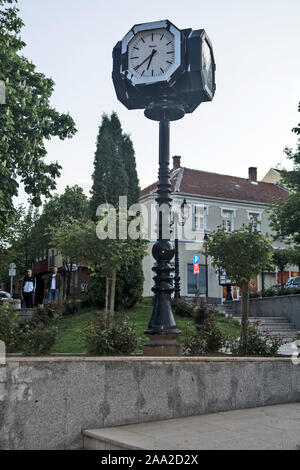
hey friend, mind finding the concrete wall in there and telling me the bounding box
[0,356,299,450]
[228,295,300,328]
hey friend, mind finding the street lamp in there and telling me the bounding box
[112,20,216,356]
[170,198,187,299]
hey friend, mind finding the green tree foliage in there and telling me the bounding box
[120,133,140,207]
[0,0,76,233]
[32,185,89,254]
[204,226,273,352]
[272,248,292,289]
[0,204,39,286]
[90,112,143,310]
[270,102,300,244]
[49,217,147,321]
[90,113,128,215]
[287,246,300,272]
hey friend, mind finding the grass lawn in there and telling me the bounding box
[51,297,240,354]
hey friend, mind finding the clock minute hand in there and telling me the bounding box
[134,49,157,71]
[147,49,157,70]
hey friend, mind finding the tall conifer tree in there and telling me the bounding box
[90,112,144,309]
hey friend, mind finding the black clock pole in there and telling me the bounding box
[144,111,182,356]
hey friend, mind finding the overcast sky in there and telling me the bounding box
[16,0,300,199]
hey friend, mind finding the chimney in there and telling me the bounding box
[172,155,181,171]
[248,167,257,182]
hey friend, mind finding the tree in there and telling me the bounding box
[204,226,273,352]
[90,112,143,309]
[90,113,128,215]
[286,246,300,274]
[49,217,147,322]
[272,248,292,290]
[270,102,300,244]
[33,185,89,298]
[120,133,140,207]
[32,185,89,253]
[0,204,39,286]
[0,0,76,233]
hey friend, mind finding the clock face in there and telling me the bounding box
[127,28,175,80]
[202,39,214,94]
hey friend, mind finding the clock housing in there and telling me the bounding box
[112,20,216,119]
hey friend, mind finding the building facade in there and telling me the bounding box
[140,157,297,303]
[31,249,89,305]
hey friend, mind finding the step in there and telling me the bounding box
[233,317,289,323]
[259,324,296,331]
[82,403,300,450]
[249,317,289,323]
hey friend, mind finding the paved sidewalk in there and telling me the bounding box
[83,403,300,450]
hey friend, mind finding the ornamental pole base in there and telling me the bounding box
[143,334,182,357]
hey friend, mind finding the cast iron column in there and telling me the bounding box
[144,116,181,356]
[174,228,181,299]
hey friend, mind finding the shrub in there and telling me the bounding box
[228,321,284,356]
[62,299,82,316]
[250,287,300,298]
[171,298,194,318]
[17,305,60,355]
[88,259,144,310]
[183,316,226,355]
[0,303,20,352]
[193,300,218,325]
[20,324,58,355]
[82,314,139,355]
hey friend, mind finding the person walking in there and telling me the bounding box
[22,269,36,308]
[47,266,61,302]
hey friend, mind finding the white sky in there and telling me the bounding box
[16,0,300,200]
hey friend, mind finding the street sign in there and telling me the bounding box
[8,263,16,296]
[193,264,200,274]
[193,254,199,265]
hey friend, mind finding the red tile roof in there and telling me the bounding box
[140,167,289,204]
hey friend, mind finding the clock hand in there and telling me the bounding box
[134,49,157,71]
[147,49,157,70]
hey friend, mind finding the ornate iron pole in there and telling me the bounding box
[144,114,181,356]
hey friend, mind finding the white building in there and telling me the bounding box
[140,156,294,303]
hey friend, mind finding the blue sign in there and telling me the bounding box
[193,254,199,265]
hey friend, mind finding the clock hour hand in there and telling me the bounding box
[134,49,157,71]
[147,49,157,70]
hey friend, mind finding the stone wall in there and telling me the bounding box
[0,356,299,450]
[227,294,300,328]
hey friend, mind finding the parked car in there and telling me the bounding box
[285,276,300,288]
[0,291,12,304]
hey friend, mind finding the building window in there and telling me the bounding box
[221,209,234,232]
[248,212,262,232]
[187,264,207,294]
[192,205,205,231]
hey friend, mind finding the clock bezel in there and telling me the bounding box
[121,20,181,86]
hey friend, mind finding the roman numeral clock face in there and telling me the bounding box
[128,28,175,81]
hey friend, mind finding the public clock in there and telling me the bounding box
[112,20,216,119]
[122,20,181,86]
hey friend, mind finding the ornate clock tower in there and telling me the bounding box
[112,20,216,355]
